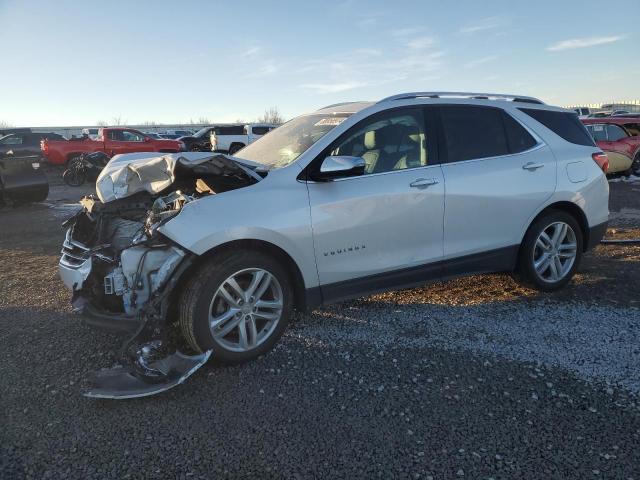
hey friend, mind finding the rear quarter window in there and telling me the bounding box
[251,126,271,135]
[520,108,595,147]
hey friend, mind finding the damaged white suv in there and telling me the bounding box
[59,92,609,398]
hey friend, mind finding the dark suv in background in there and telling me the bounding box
[0,129,64,160]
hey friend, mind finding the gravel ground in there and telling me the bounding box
[1,175,639,479]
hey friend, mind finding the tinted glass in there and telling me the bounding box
[215,126,245,135]
[440,106,508,162]
[330,108,427,174]
[0,135,23,145]
[122,130,144,142]
[586,124,607,142]
[503,113,537,153]
[623,123,640,136]
[606,124,627,141]
[252,126,271,135]
[108,130,124,141]
[520,108,594,146]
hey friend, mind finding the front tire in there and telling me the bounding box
[515,210,583,292]
[179,249,293,364]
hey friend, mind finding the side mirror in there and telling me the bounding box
[313,155,366,181]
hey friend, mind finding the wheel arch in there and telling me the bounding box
[524,201,590,252]
[229,142,246,151]
[175,239,309,313]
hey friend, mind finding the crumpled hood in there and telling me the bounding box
[96,152,265,203]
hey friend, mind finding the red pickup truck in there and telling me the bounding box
[41,127,185,165]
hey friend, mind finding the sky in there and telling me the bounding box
[0,0,638,127]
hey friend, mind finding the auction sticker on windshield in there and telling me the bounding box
[315,117,347,127]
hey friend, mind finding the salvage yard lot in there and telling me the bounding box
[1,174,639,479]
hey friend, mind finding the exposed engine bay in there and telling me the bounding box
[59,152,265,398]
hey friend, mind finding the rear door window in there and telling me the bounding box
[520,108,594,147]
[439,106,508,162]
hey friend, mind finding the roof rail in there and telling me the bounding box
[378,92,544,105]
[317,101,365,111]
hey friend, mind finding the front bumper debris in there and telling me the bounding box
[84,349,211,399]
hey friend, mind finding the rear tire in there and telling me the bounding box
[228,143,245,155]
[514,210,583,292]
[179,249,293,364]
[631,153,640,177]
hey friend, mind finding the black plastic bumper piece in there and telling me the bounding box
[83,350,212,399]
[587,221,608,251]
[72,296,141,333]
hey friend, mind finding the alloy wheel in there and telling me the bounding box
[532,221,578,283]
[208,268,283,352]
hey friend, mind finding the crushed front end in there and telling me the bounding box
[58,152,264,398]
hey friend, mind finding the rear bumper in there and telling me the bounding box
[586,221,608,251]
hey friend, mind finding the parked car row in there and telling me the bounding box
[573,107,640,119]
[581,117,640,176]
[40,127,185,165]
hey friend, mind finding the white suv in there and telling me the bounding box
[59,92,609,396]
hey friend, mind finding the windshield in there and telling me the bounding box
[235,113,351,168]
[194,127,211,138]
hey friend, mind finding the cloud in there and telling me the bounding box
[301,81,368,94]
[298,43,444,94]
[242,46,262,57]
[464,55,498,69]
[547,35,624,51]
[460,16,508,34]
[405,36,436,50]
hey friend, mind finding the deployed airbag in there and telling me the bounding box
[96,152,265,203]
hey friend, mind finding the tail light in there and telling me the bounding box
[40,139,48,153]
[210,134,217,151]
[592,152,609,173]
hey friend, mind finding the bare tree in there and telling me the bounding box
[96,120,108,127]
[0,120,13,128]
[257,107,284,124]
[197,116,211,125]
[111,115,125,126]
[142,120,158,126]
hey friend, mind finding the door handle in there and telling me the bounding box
[522,162,544,171]
[409,178,439,188]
